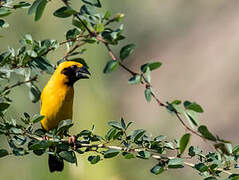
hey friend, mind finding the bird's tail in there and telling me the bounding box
[48,154,64,172]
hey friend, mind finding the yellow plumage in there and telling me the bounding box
[40,61,85,131]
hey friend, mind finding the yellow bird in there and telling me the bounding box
[40,61,90,172]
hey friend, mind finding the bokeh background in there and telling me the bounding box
[1,0,239,179]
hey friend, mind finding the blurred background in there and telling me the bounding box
[1,0,239,179]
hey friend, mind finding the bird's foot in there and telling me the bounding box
[68,136,76,150]
[42,135,49,140]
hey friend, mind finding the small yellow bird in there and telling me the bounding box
[40,61,90,172]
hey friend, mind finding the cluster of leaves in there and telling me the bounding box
[0,0,30,30]
[1,116,239,180]
[0,0,238,179]
[0,34,58,104]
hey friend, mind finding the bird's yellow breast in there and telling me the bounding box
[40,75,74,131]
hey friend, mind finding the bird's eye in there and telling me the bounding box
[71,65,77,70]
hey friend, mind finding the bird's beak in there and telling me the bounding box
[76,66,91,79]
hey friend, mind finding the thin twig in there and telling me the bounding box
[41,34,85,57]
[1,75,38,94]
[63,42,86,60]
[174,112,204,138]
[73,13,205,140]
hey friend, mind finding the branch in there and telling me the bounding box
[63,41,86,60]
[72,14,205,141]
[19,130,232,176]
[1,75,38,94]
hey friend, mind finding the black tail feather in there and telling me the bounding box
[48,154,64,172]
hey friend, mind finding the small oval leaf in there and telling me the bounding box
[103,60,119,73]
[179,133,191,155]
[0,149,8,158]
[198,125,216,142]
[104,149,120,158]
[120,44,136,61]
[150,165,164,175]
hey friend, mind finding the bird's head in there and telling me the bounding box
[55,61,90,86]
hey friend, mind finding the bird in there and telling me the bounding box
[40,61,90,172]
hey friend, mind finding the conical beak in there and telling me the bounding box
[76,66,91,79]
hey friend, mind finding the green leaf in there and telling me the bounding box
[225,143,233,154]
[164,142,174,150]
[82,0,101,7]
[28,141,42,150]
[137,151,150,159]
[141,61,162,73]
[29,140,51,150]
[35,0,47,21]
[88,155,100,164]
[183,100,191,108]
[108,121,123,130]
[34,129,45,136]
[204,177,217,180]
[24,34,33,45]
[95,23,104,33]
[13,135,27,146]
[13,2,31,9]
[53,6,76,18]
[80,4,96,16]
[104,10,111,20]
[185,110,199,128]
[31,57,54,74]
[0,19,9,28]
[104,149,120,158]
[120,117,126,130]
[144,88,152,102]
[72,19,85,30]
[120,44,136,61]
[39,140,52,149]
[154,135,166,142]
[0,103,10,112]
[185,102,204,113]
[128,75,141,84]
[214,143,232,155]
[0,7,11,17]
[77,129,91,137]
[226,174,239,180]
[122,152,134,159]
[195,163,208,172]
[171,100,181,105]
[145,66,151,83]
[150,165,164,175]
[57,119,73,133]
[0,149,8,158]
[198,125,216,141]
[131,129,145,142]
[103,60,119,73]
[105,128,116,141]
[171,104,184,114]
[28,0,41,15]
[29,84,41,103]
[59,151,77,163]
[179,133,191,155]
[168,158,183,168]
[31,114,44,123]
[188,146,203,157]
[10,128,22,134]
[101,24,125,44]
[232,145,239,155]
[126,122,133,129]
[66,28,81,40]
